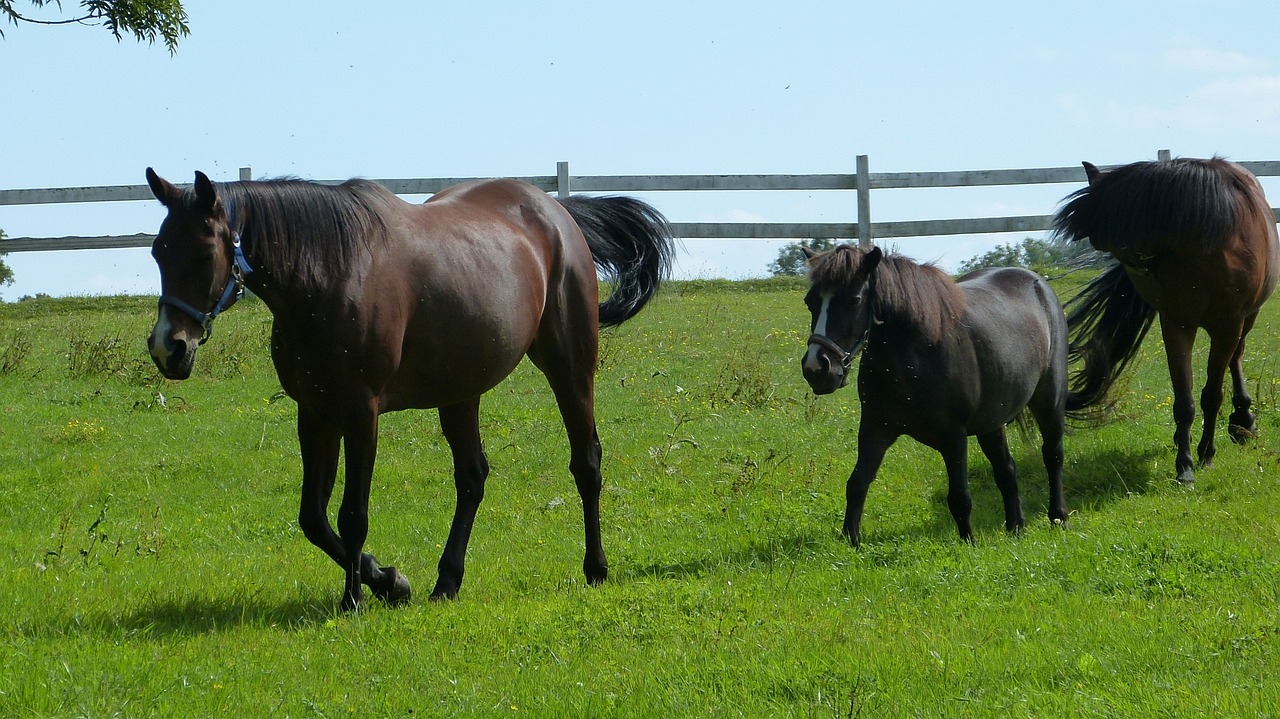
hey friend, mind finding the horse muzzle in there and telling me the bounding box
[802,334,852,395]
[148,307,199,380]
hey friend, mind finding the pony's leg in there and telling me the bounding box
[1196,330,1240,468]
[432,399,490,600]
[939,434,975,543]
[843,427,895,546]
[1227,314,1260,443]
[1159,318,1199,484]
[1028,403,1069,527]
[976,428,1023,534]
[296,405,407,610]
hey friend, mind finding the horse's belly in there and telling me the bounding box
[380,343,528,411]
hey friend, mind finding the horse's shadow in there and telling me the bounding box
[620,443,1170,581]
[26,594,339,641]
[920,443,1167,540]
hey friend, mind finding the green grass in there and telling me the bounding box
[1,278,1277,717]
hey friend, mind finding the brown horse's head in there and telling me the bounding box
[800,244,882,395]
[145,168,247,380]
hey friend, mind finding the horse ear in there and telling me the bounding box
[864,245,883,273]
[800,246,819,259]
[146,167,181,207]
[1082,161,1102,186]
[192,171,222,213]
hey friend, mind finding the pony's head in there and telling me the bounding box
[800,244,882,394]
[145,168,248,380]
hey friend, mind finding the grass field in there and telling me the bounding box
[1,276,1277,717]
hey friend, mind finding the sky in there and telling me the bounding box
[2,0,1280,300]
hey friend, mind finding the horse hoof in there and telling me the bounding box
[339,593,364,614]
[372,567,412,606]
[1175,469,1197,486]
[429,577,461,601]
[584,564,608,586]
[1228,423,1257,445]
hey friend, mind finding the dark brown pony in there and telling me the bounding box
[800,245,1070,544]
[1054,158,1279,484]
[145,169,674,610]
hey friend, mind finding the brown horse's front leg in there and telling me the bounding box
[1161,318,1199,484]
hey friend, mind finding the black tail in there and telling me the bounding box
[559,195,677,327]
[1063,262,1157,419]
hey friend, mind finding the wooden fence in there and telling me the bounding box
[3,150,1279,253]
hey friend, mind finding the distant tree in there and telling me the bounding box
[0,229,13,289]
[0,0,188,53]
[957,236,1101,274]
[770,238,839,276]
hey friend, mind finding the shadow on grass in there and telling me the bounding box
[618,530,835,583]
[616,444,1172,582]
[19,592,342,641]
[921,444,1169,540]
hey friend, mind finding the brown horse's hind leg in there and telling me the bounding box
[1197,328,1245,468]
[527,317,609,586]
[1160,318,1199,484]
[976,428,1024,534]
[536,365,608,586]
[432,399,490,600]
[1228,315,1259,444]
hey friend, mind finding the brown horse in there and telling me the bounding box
[800,245,1070,545]
[1054,157,1279,484]
[145,169,674,610]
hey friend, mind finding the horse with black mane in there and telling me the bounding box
[1054,157,1279,484]
[145,169,674,610]
[801,244,1070,545]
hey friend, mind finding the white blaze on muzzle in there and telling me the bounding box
[148,303,180,367]
[804,292,835,373]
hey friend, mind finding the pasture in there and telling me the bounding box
[1,277,1277,717]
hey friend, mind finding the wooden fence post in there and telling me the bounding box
[239,167,252,181]
[1158,149,1171,162]
[856,154,872,247]
[556,161,571,198]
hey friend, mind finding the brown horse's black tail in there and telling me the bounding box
[560,195,677,327]
[1063,262,1157,420]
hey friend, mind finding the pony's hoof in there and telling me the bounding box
[584,563,609,586]
[1228,422,1257,445]
[372,567,412,606]
[429,577,461,601]
[1175,468,1197,486]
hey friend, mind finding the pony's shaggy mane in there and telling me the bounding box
[808,244,965,344]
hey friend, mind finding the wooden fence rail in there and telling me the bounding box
[3,151,1279,253]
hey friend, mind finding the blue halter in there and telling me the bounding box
[157,207,254,346]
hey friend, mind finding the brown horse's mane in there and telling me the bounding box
[215,178,396,290]
[1053,157,1256,258]
[808,245,965,344]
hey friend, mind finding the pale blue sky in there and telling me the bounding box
[2,0,1279,299]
